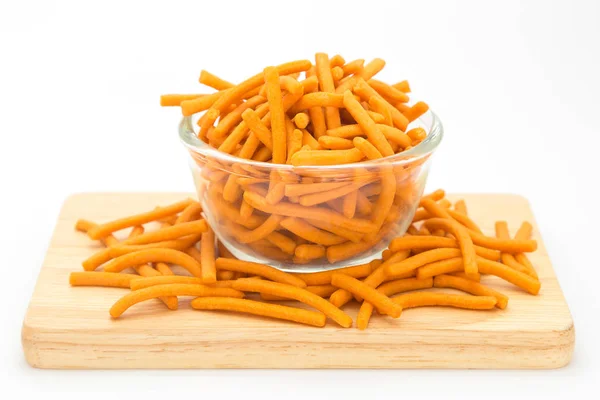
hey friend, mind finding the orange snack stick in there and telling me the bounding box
[353,79,409,131]
[326,124,365,139]
[200,226,217,284]
[233,278,352,328]
[191,297,326,327]
[406,127,427,142]
[325,224,391,264]
[368,96,393,126]
[495,221,537,278]
[318,135,354,150]
[103,248,203,277]
[304,218,363,243]
[241,108,274,150]
[357,277,433,330]
[180,91,226,116]
[292,263,372,286]
[210,95,266,139]
[388,235,500,261]
[289,92,345,112]
[279,75,302,94]
[467,229,538,253]
[402,101,430,122]
[75,219,118,247]
[329,54,345,68]
[110,284,244,318]
[298,179,372,207]
[454,199,468,215]
[331,66,344,81]
[86,199,194,240]
[199,70,234,90]
[477,256,541,295]
[290,147,364,166]
[392,80,411,93]
[119,220,207,246]
[342,190,358,218]
[423,218,478,278]
[353,136,383,160]
[328,258,389,307]
[433,274,508,309]
[284,181,349,197]
[301,129,322,149]
[293,113,310,129]
[130,275,203,290]
[266,181,286,205]
[450,271,481,282]
[376,125,412,148]
[384,248,463,277]
[239,199,254,220]
[108,234,203,259]
[294,244,326,260]
[280,217,346,246]
[422,189,446,201]
[514,222,538,278]
[69,271,138,288]
[175,202,203,224]
[160,94,205,107]
[210,191,266,229]
[342,91,394,157]
[198,108,219,141]
[367,79,409,102]
[316,53,342,129]
[356,190,373,215]
[230,214,283,243]
[335,58,386,93]
[393,292,497,310]
[264,66,287,164]
[416,257,463,279]
[341,59,365,77]
[215,258,306,287]
[331,273,402,318]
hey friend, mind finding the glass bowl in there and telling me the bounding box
[179,110,443,272]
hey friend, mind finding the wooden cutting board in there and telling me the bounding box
[22,193,574,369]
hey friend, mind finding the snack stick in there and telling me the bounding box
[160,94,206,107]
[175,202,203,224]
[353,137,384,160]
[329,258,387,307]
[318,135,354,150]
[433,274,508,309]
[241,108,274,150]
[308,106,327,138]
[86,199,194,240]
[263,66,287,164]
[406,127,427,141]
[454,199,468,215]
[75,219,118,247]
[304,218,363,243]
[231,214,283,244]
[215,257,306,287]
[266,182,286,205]
[367,79,409,102]
[198,108,220,141]
[294,244,326,260]
[217,104,266,153]
[239,199,254,220]
[298,179,371,207]
[422,189,446,201]
[449,271,480,281]
[341,59,365,77]
[110,284,244,318]
[416,257,464,279]
[180,91,226,116]
[316,53,342,129]
[388,235,500,260]
[130,275,202,290]
[301,129,322,149]
[423,218,478,278]
[355,190,373,215]
[279,75,303,94]
[233,278,352,328]
[103,248,203,277]
[371,170,396,228]
[369,96,393,126]
[69,271,138,288]
[210,191,266,229]
[402,101,430,122]
[393,292,497,310]
[329,54,345,68]
[514,222,538,278]
[420,197,452,219]
[331,273,402,318]
[199,70,234,90]
[331,66,344,81]
[209,95,267,139]
[290,147,364,165]
[477,256,541,295]
[326,124,364,138]
[353,79,409,131]
[284,181,350,197]
[375,125,412,148]
[342,91,394,157]
[335,58,386,93]
[495,221,537,278]
[280,217,346,246]
[384,248,464,277]
[292,263,372,286]
[289,92,345,113]
[392,80,411,93]
[200,225,217,284]
[357,277,433,330]
[300,75,319,93]
[119,220,207,246]
[293,113,310,129]
[342,189,358,218]
[191,297,326,327]
[467,229,538,253]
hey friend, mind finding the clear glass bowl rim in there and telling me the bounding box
[178,110,443,170]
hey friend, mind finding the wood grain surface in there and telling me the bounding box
[21,193,574,369]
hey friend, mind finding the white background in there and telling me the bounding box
[1,0,599,398]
